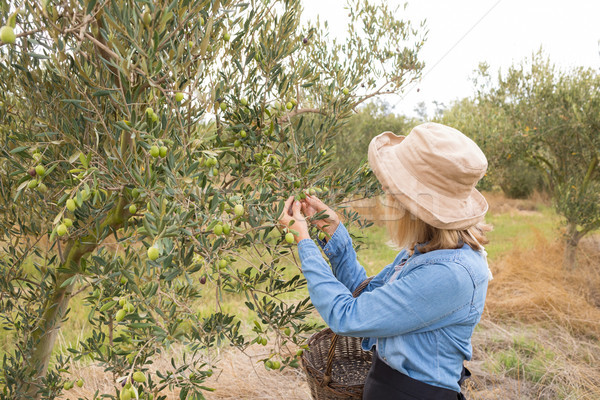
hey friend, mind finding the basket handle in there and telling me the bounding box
[321,276,374,386]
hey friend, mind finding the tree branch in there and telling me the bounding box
[277,108,326,123]
[0,28,44,47]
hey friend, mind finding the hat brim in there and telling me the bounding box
[368,132,488,230]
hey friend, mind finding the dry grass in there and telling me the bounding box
[484,190,551,215]
[485,233,600,337]
[60,344,311,400]
[203,346,310,399]
[464,319,600,400]
[466,233,600,399]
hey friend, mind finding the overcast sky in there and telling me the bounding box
[301,0,600,118]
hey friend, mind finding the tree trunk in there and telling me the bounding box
[25,275,74,399]
[563,222,581,270]
[563,240,578,270]
[21,194,128,399]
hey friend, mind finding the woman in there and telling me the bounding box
[279,122,492,400]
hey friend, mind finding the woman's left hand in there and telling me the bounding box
[278,196,310,243]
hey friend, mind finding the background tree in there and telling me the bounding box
[443,55,600,269]
[330,101,417,172]
[440,63,545,196]
[0,0,425,398]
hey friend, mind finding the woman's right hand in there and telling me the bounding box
[300,195,340,237]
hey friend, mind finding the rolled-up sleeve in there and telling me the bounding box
[297,238,473,338]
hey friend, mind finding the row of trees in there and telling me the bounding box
[0,0,426,398]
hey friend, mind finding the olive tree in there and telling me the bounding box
[445,55,600,269]
[440,63,546,196]
[0,0,425,398]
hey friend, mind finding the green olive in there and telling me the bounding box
[66,199,77,211]
[285,232,294,244]
[150,145,160,158]
[57,224,68,236]
[115,309,127,322]
[234,204,244,216]
[147,246,159,260]
[0,26,16,44]
[133,371,146,383]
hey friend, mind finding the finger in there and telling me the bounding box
[305,194,321,205]
[280,196,295,219]
[300,201,309,215]
[292,200,303,219]
[276,216,288,232]
[306,194,327,211]
[289,196,299,216]
[300,197,312,209]
[278,212,289,225]
[285,196,294,208]
[301,203,318,224]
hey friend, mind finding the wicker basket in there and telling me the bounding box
[301,277,374,400]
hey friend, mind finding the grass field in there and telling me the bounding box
[6,191,600,399]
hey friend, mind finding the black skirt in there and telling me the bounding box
[363,350,469,400]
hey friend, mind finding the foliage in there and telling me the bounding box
[0,0,425,398]
[330,102,417,172]
[496,158,545,199]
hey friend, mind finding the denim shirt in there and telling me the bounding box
[297,223,490,392]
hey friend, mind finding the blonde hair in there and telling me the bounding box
[383,195,491,255]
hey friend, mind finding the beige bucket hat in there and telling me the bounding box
[367,122,488,230]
